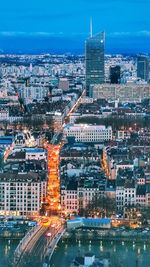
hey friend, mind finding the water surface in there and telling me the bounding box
[51,240,150,267]
[0,240,18,267]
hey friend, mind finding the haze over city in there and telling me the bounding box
[0,0,150,53]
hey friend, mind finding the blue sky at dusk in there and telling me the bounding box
[0,0,149,53]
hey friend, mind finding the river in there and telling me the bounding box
[0,240,18,267]
[1,238,150,267]
[51,240,150,267]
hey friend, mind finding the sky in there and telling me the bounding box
[0,0,150,54]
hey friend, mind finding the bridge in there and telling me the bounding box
[13,219,65,267]
[43,226,66,267]
[13,225,47,267]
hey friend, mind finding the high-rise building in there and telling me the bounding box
[137,55,149,82]
[110,65,121,84]
[85,31,105,96]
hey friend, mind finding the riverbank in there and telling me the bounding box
[62,228,150,243]
[0,217,37,240]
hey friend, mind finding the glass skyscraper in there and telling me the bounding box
[85,32,105,96]
[137,55,149,82]
[110,65,121,84]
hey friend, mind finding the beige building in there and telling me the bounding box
[0,172,47,216]
[92,84,150,102]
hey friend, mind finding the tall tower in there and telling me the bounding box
[137,55,149,82]
[110,65,121,84]
[85,27,105,97]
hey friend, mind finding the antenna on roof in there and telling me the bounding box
[90,17,93,38]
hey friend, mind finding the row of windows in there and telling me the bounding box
[62,196,77,200]
[124,194,135,198]
[67,130,111,133]
[67,133,111,137]
[66,206,77,210]
[0,184,41,187]
[62,201,77,205]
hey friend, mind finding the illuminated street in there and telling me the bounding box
[101,150,111,179]
[65,89,85,120]
[46,144,61,214]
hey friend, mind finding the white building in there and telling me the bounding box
[0,108,9,121]
[20,85,49,103]
[80,97,93,104]
[61,189,78,214]
[116,183,124,211]
[25,148,47,161]
[63,124,112,143]
[116,180,136,212]
[61,180,105,215]
[61,182,78,214]
[78,186,104,211]
[0,172,47,216]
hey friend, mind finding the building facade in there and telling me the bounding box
[110,65,121,84]
[137,55,149,82]
[92,84,150,102]
[85,32,105,97]
[0,173,47,216]
[64,124,112,143]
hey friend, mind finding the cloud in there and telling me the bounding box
[0,31,89,38]
[0,31,65,37]
[0,30,150,39]
[108,30,150,37]
[139,31,150,36]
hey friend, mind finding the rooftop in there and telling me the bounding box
[64,124,111,130]
[0,172,46,182]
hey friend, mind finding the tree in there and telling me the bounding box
[140,207,150,225]
[45,117,53,130]
[79,194,116,218]
[75,115,150,131]
[31,117,44,130]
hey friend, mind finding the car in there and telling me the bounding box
[46,232,52,237]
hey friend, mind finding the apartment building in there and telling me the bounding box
[92,84,150,102]
[61,181,78,214]
[25,148,47,161]
[61,180,105,215]
[0,172,47,216]
[116,179,136,212]
[0,108,9,121]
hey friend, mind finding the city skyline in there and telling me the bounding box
[0,2,150,266]
[0,0,150,53]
